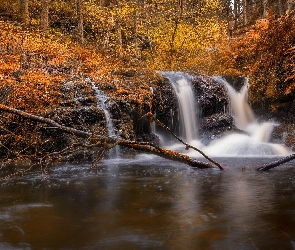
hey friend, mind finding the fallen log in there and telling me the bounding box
[0,104,219,171]
[118,140,214,169]
[145,112,223,170]
[0,104,116,144]
[257,153,295,171]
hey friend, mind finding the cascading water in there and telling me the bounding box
[159,73,290,157]
[159,72,198,143]
[224,77,255,130]
[204,77,290,156]
[86,77,119,157]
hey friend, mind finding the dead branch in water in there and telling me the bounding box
[0,104,219,180]
[256,153,295,171]
[118,140,214,169]
[145,112,223,170]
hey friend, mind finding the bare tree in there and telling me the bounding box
[262,0,268,18]
[41,0,50,32]
[76,0,84,45]
[242,0,247,25]
[20,0,30,26]
[287,0,295,14]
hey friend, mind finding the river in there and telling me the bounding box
[1,155,295,249]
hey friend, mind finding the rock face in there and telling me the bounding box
[47,71,235,151]
[191,75,233,142]
[152,73,234,144]
[0,71,253,162]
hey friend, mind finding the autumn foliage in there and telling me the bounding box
[0,20,112,113]
[204,11,295,109]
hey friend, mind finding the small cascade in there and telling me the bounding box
[87,78,119,157]
[224,78,255,130]
[159,72,198,143]
[204,77,290,156]
[157,73,289,157]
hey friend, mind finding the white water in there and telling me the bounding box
[204,77,289,156]
[224,78,255,130]
[87,78,119,157]
[160,72,198,143]
[160,73,290,157]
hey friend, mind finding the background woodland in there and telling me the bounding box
[0,0,295,116]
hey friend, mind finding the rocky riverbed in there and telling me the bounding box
[1,68,294,164]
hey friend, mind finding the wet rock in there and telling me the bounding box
[222,75,246,92]
[285,134,295,151]
[51,107,105,129]
[136,133,160,145]
[201,114,233,130]
[191,75,228,117]
[152,76,179,133]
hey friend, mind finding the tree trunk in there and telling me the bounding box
[178,0,186,16]
[41,0,50,32]
[277,0,282,16]
[115,18,123,57]
[234,0,238,27]
[20,0,30,26]
[287,0,294,14]
[133,0,139,54]
[76,0,84,45]
[242,0,247,25]
[262,0,268,18]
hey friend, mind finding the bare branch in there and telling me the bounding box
[0,104,221,175]
[145,112,224,170]
[257,153,295,171]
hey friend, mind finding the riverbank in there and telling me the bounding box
[0,19,295,174]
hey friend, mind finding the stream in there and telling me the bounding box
[1,155,295,249]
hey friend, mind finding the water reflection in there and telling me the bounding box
[0,156,295,249]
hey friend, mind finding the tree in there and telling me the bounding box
[242,0,247,25]
[138,0,225,70]
[20,0,29,26]
[40,0,50,32]
[287,0,295,14]
[277,0,283,16]
[76,0,84,44]
[0,103,221,181]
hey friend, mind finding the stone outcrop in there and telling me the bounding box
[1,70,290,162]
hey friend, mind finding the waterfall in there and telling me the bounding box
[159,72,198,143]
[86,78,119,157]
[224,78,255,130]
[158,73,289,157]
[204,77,290,156]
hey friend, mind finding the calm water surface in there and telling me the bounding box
[1,155,295,249]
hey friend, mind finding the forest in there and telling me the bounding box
[0,0,295,178]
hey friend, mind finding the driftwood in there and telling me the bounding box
[145,112,223,170]
[118,140,214,169]
[257,153,295,171]
[0,104,219,174]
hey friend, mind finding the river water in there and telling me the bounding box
[1,155,295,249]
